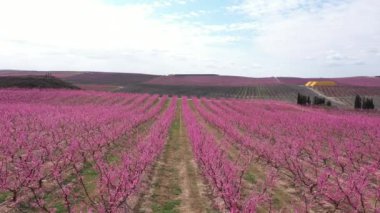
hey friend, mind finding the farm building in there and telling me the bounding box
[305,81,337,87]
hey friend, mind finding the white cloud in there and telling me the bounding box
[230,0,380,76]
[228,0,345,18]
[163,10,209,21]
[326,50,347,61]
[0,0,262,75]
[197,22,260,34]
[325,50,364,66]
[0,0,378,77]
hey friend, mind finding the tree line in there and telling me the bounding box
[297,93,376,110]
[354,95,375,110]
[297,93,331,106]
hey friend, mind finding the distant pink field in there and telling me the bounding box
[77,84,120,91]
[334,77,380,87]
[146,75,380,87]
[278,77,380,87]
[146,75,280,86]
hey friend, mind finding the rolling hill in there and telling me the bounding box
[1,70,379,109]
[0,75,79,89]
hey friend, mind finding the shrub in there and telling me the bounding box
[313,96,326,105]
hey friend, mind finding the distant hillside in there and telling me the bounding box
[0,76,79,89]
[0,70,379,109]
[2,70,378,87]
[64,72,159,85]
[146,75,280,87]
[278,77,380,87]
[0,70,83,78]
[146,75,380,87]
[169,74,219,76]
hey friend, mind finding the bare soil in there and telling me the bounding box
[136,100,215,213]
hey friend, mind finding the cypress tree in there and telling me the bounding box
[362,97,375,110]
[370,98,375,109]
[297,94,316,106]
[302,95,306,105]
[354,95,362,109]
[297,93,300,105]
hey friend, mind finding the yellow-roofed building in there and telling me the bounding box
[305,81,337,87]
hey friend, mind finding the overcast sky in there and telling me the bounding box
[0,0,379,77]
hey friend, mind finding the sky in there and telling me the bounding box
[0,0,379,77]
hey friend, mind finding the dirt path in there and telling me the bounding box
[136,100,214,213]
